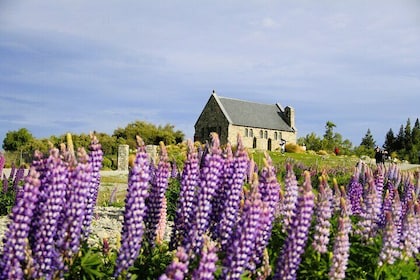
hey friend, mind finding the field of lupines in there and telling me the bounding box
[0,132,419,279]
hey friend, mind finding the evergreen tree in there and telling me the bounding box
[412,118,420,147]
[360,129,376,149]
[394,125,405,151]
[404,118,413,151]
[322,121,336,151]
[383,129,395,152]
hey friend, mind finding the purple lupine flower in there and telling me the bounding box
[332,178,341,212]
[12,165,25,190]
[145,142,171,246]
[386,163,400,184]
[355,173,381,241]
[400,173,415,218]
[8,162,16,181]
[210,142,234,235]
[0,152,5,177]
[413,203,420,252]
[185,133,223,256]
[216,135,249,250]
[32,150,47,175]
[275,187,285,218]
[379,168,398,228]
[391,191,403,238]
[82,133,103,239]
[221,174,263,280]
[312,175,333,253]
[2,174,8,193]
[159,247,189,280]
[170,140,200,250]
[114,136,151,278]
[171,160,179,179]
[400,200,419,260]
[56,148,92,271]
[378,211,401,266]
[149,159,156,183]
[192,236,218,280]
[379,189,393,228]
[347,164,363,216]
[328,197,351,280]
[0,168,40,280]
[31,148,68,280]
[273,171,315,280]
[280,162,299,232]
[374,165,385,208]
[249,153,280,270]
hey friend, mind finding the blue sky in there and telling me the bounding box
[1,0,419,148]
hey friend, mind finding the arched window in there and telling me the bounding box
[264,130,268,139]
[260,130,263,138]
[274,132,278,140]
[249,129,253,137]
[244,128,248,137]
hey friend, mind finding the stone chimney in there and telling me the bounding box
[284,106,295,130]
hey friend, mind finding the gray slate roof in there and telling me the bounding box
[215,94,294,132]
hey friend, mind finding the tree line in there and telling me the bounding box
[2,121,184,168]
[298,118,420,163]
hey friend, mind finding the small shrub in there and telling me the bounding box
[101,157,113,170]
[285,143,305,153]
[0,184,17,215]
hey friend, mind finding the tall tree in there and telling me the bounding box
[360,129,376,150]
[412,118,420,147]
[383,129,396,152]
[394,125,405,151]
[322,121,336,151]
[404,118,413,151]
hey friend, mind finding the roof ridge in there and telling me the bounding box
[218,95,276,106]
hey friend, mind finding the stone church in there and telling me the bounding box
[194,92,297,151]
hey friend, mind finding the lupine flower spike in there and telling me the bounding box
[221,172,263,280]
[400,200,419,260]
[192,235,218,280]
[82,133,103,239]
[312,174,333,253]
[249,153,280,271]
[216,134,249,250]
[280,162,299,232]
[31,148,68,279]
[328,197,351,280]
[355,171,381,241]
[378,211,401,266]
[170,139,200,250]
[186,132,223,256]
[56,148,93,272]
[273,170,315,280]
[0,168,40,280]
[114,136,151,278]
[145,141,171,246]
[159,247,189,280]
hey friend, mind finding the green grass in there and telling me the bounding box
[252,150,360,170]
